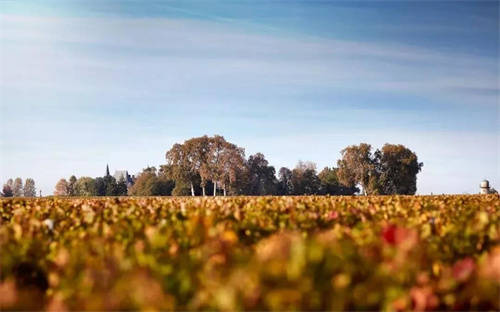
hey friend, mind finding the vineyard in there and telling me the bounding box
[1,195,499,311]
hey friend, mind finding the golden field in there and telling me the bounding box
[1,195,499,311]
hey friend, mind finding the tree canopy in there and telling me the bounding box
[47,136,425,197]
[337,143,423,195]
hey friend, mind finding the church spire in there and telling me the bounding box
[106,164,110,177]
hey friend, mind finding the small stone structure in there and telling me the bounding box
[480,180,490,194]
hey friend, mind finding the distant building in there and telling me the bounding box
[480,180,490,194]
[480,180,498,194]
[114,170,134,188]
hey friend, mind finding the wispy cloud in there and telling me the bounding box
[0,11,498,195]
[1,14,497,108]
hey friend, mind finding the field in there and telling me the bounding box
[1,195,499,311]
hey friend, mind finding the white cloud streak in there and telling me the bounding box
[1,14,497,107]
[0,14,498,195]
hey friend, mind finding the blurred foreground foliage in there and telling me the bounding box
[1,195,499,311]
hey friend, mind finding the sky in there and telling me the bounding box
[0,0,499,196]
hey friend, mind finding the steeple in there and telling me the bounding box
[106,164,110,177]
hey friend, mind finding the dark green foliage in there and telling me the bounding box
[278,167,293,195]
[291,161,320,195]
[94,177,106,196]
[318,167,358,195]
[375,144,424,195]
[246,153,278,195]
[103,175,117,196]
[116,177,128,196]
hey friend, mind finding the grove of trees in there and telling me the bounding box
[1,177,37,197]
[52,166,128,197]
[42,135,424,197]
[337,143,423,195]
[158,136,422,196]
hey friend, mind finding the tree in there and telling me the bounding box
[205,135,226,196]
[116,177,128,196]
[218,141,246,196]
[68,175,77,196]
[23,178,36,197]
[128,167,175,196]
[12,177,23,197]
[2,184,13,197]
[337,143,423,195]
[166,143,198,196]
[94,177,106,196]
[186,136,211,196]
[54,179,69,196]
[106,164,110,177]
[166,135,246,196]
[337,143,378,195]
[75,177,95,196]
[160,164,195,196]
[246,153,277,195]
[278,167,294,195]
[376,144,423,195]
[318,167,358,195]
[291,161,320,195]
[103,175,118,196]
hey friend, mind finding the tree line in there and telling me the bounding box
[53,165,128,197]
[1,135,423,197]
[1,178,37,197]
[128,135,422,196]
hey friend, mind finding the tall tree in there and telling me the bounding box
[166,143,198,196]
[104,175,118,196]
[116,177,128,196]
[160,164,193,196]
[68,175,77,196]
[291,161,320,195]
[94,177,106,196]
[128,167,175,196]
[166,135,246,196]
[54,179,69,196]
[207,135,226,196]
[376,144,423,195]
[187,136,211,196]
[23,178,36,197]
[318,167,358,195]
[12,177,23,197]
[337,143,378,195]
[337,143,423,195]
[219,142,246,196]
[75,177,95,196]
[106,164,110,177]
[247,153,277,195]
[278,167,293,195]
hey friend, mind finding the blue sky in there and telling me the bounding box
[0,0,498,195]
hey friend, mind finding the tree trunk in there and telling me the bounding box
[223,184,227,196]
[190,182,195,196]
[202,186,206,196]
[213,181,217,196]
